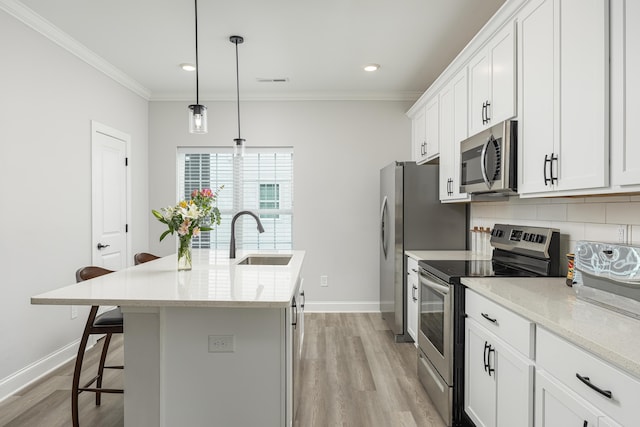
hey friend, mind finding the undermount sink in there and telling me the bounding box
[237,255,292,266]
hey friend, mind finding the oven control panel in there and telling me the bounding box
[490,223,559,259]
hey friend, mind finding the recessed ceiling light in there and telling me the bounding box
[364,64,380,72]
[180,63,196,71]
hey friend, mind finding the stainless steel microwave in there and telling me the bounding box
[460,120,517,194]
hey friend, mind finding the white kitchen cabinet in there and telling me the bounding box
[535,369,601,427]
[468,21,516,137]
[439,68,470,202]
[406,256,419,343]
[464,315,534,427]
[611,0,640,188]
[518,0,609,196]
[412,105,427,163]
[290,278,305,426]
[424,95,440,161]
[537,327,640,427]
[411,95,439,164]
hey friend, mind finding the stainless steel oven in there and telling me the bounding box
[418,267,454,424]
[417,224,561,427]
[460,120,517,195]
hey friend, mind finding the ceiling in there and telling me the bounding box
[13,0,506,101]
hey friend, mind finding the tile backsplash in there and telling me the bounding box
[471,195,640,275]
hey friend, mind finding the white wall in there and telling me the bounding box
[149,100,411,311]
[471,195,640,274]
[0,10,149,398]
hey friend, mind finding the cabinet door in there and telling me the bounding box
[412,106,427,164]
[406,257,419,342]
[465,320,496,427]
[555,0,608,192]
[495,336,534,427]
[535,369,600,427]
[469,49,490,136]
[439,83,455,200]
[452,68,470,200]
[425,96,440,160]
[611,0,640,186]
[517,0,556,195]
[489,22,516,126]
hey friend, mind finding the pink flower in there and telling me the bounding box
[191,189,199,198]
[201,188,213,198]
[192,227,201,237]
[178,219,191,236]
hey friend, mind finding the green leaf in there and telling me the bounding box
[159,229,172,242]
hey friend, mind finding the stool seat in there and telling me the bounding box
[94,307,123,327]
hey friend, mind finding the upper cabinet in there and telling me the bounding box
[468,22,517,137]
[611,0,640,188]
[517,0,609,196]
[440,68,471,202]
[410,95,439,164]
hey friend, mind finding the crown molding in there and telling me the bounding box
[150,90,422,102]
[0,0,152,100]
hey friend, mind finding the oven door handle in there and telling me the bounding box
[419,271,450,295]
[480,136,492,189]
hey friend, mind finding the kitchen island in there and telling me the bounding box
[32,250,305,427]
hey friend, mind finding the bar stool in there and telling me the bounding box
[134,252,160,265]
[72,266,123,427]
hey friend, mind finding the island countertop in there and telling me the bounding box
[31,249,305,308]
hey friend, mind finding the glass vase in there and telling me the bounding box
[177,237,193,271]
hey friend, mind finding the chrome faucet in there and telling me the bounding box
[230,211,265,258]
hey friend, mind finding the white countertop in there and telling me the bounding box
[462,277,640,379]
[31,250,305,308]
[405,250,492,261]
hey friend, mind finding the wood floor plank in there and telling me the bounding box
[5,314,446,427]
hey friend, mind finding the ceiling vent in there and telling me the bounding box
[256,78,289,83]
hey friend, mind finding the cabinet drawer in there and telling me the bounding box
[465,290,534,358]
[537,327,640,427]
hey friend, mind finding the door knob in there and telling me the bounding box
[97,243,110,250]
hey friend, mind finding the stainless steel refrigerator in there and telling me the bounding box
[380,161,467,341]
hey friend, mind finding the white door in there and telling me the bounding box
[465,319,497,427]
[91,121,129,270]
[535,369,600,427]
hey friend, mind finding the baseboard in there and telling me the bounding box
[304,301,380,313]
[0,336,98,403]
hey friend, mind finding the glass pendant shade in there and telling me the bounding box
[233,138,245,157]
[188,104,208,134]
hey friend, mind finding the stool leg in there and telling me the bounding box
[95,333,112,405]
[72,326,92,427]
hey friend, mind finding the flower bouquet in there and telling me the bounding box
[152,187,223,270]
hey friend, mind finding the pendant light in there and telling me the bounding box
[188,0,207,134]
[230,35,245,157]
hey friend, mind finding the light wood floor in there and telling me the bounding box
[0,313,445,427]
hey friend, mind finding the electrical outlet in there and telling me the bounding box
[208,335,235,353]
[618,225,627,244]
[320,275,328,287]
[71,306,78,319]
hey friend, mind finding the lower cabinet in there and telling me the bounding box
[464,318,534,427]
[406,256,419,343]
[535,370,622,427]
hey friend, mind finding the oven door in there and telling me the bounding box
[418,268,453,384]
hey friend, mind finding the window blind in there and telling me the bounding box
[177,147,293,251]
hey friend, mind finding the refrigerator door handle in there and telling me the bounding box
[380,196,388,259]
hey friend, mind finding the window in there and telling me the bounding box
[177,147,293,251]
[259,183,280,219]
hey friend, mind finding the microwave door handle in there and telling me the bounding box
[480,137,492,188]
